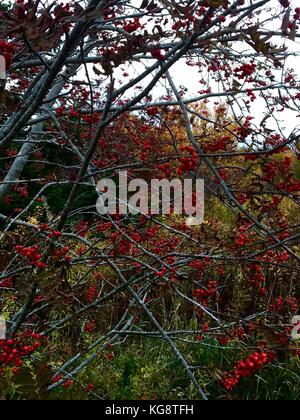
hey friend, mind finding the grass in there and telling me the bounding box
[43,336,300,401]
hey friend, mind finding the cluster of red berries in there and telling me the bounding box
[221,373,239,390]
[234,63,256,79]
[151,48,166,62]
[13,0,73,31]
[221,351,275,391]
[39,224,62,239]
[280,155,292,170]
[48,230,62,239]
[74,220,90,238]
[16,185,29,198]
[206,55,225,73]
[277,176,300,194]
[84,320,96,334]
[0,276,14,288]
[156,267,167,278]
[205,135,232,153]
[235,231,248,247]
[189,259,206,271]
[123,18,142,33]
[106,352,115,361]
[96,222,113,233]
[172,20,186,31]
[246,88,256,102]
[231,327,245,340]
[63,379,74,388]
[52,375,74,388]
[146,107,159,117]
[0,332,44,375]
[247,264,267,295]
[193,281,218,305]
[287,297,298,313]
[217,168,228,181]
[262,161,277,182]
[236,193,248,205]
[98,137,109,148]
[13,0,29,19]
[235,352,275,377]
[265,133,285,150]
[52,246,71,262]
[86,285,97,304]
[158,162,171,177]
[116,237,136,256]
[68,108,79,118]
[294,8,300,21]
[55,105,66,117]
[177,145,198,175]
[269,295,298,314]
[16,245,46,269]
[269,296,284,313]
[52,374,63,383]
[216,336,229,346]
[234,116,253,139]
[85,383,94,393]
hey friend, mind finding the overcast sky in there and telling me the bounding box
[108,0,300,137]
[72,0,300,136]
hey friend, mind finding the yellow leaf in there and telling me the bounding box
[206,0,227,8]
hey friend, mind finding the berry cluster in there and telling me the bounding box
[52,246,71,262]
[234,116,253,139]
[146,107,159,117]
[234,63,256,79]
[84,320,96,334]
[151,48,166,62]
[16,245,46,269]
[52,375,74,388]
[48,230,62,239]
[86,285,97,304]
[106,351,115,361]
[0,332,44,375]
[156,267,167,278]
[269,295,298,314]
[262,161,277,182]
[221,351,275,391]
[246,264,267,296]
[39,224,62,239]
[16,185,29,198]
[55,105,65,117]
[287,296,298,313]
[0,276,14,288]
[294,7,300,21]
[235,230,249,247]
[177,145,198,175]
[157,162,171,177]
[14,0,29,19]
[246,88,256,102]
[193,281,218,305]
[123,17,142,33]
[205,135,232,153]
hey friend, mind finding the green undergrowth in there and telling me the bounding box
[42,337,300,401]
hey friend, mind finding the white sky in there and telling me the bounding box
[72,0,300,136]
[108,0,300,137]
